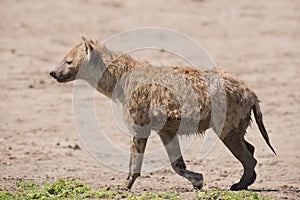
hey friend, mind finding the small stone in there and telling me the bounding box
[73,144,81,150]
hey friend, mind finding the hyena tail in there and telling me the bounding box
[253,100,277,155]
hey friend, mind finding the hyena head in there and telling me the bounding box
[50,36,100,83]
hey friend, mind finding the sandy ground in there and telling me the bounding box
[1,0,300,199]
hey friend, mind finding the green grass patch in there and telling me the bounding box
[197,190,275,200]
[0,178,275,200]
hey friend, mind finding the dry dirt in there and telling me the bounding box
[1,0,300,199]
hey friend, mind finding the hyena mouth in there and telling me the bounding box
[56,75,75,83]
[50,71,75,83]
[56,78,70,83]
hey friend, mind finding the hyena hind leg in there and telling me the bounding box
[222,133,257,191]
[244,140,257,186]
[159,130,203,189]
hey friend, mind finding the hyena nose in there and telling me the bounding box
[49,71,57,79]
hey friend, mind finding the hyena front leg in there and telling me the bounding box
[159,130,203,189]
[126,136,148,189]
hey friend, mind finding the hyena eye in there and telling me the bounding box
[66,60,73,65]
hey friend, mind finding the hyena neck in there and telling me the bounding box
[86,45,143,98]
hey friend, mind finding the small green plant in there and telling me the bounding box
[0,179,275,200]
[197,189,275,200]
[0,179,94,200]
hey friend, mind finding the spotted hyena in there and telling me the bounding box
[50,37,276,191]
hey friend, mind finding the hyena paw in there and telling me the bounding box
[230,183,248,191]
[125,176,136,189]
[191,173,203,189]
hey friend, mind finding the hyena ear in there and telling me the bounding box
[81,35,94,56]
